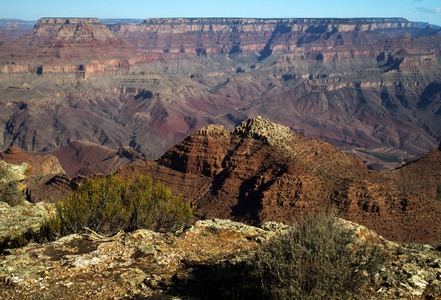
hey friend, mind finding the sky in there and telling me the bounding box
[1,0,441,26]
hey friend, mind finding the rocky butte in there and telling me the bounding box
[0,17,440,169]
[113,117,441,243]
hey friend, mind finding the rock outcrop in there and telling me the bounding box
[0,219,277,299]
[0,147,64,176]
[0,218,440,299]
[0,201,54,244]
[51,140,143,177]
[33,18,110,39]
[0,147,71,203]
[117,117,441,243]
[0,160,28,183]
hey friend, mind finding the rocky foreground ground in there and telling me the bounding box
[0,212,441,299]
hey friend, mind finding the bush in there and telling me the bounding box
[251,211,384,300]
[0,181,25,206]
[0,162,26,206]
[170,213,385,300]
[40,173,194,241]
[172,211,384,300]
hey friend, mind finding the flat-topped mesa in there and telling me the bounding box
[141,17,412,25]
[138,17,414,33]
[33,17,114,40]
[37,18,101,25]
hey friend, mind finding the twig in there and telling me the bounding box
[83,227,124,242]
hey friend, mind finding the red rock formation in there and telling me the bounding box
[0,147,71,203]
[0,18,141,77]
[0,146,64,176]
[9,117,440,242]
[51,140,143,177]
[0,17,440,168]
[118,117,441,243]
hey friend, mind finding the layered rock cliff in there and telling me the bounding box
[1,17,437,75]
[116,117,441,243]
[108,17,425,62]
[0,18,141,76]
[0,147,70,203]
[2,117,441,242]
[0,17,440,167]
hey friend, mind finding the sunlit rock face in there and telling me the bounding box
[116,117,441,244]
[0,17,440,168]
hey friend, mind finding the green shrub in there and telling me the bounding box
[174,211,384,300]
[251,211,384,300]
[0,181,25,206]
[40,173,194,241]
[0,162,26,206]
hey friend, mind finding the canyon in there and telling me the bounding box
[1,16,441,299]
[0,17,440,169]
[1,116,441,298]
[1,17,440,242]
[2,117,440,244]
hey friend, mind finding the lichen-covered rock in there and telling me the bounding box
[0,217,440,299]
[0,161,28,183]
[234,116,293,143]
[0,219,280,299]
[0,201,54,243]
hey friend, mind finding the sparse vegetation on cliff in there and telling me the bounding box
[210,211,385,300]
[250,212,384,299]
[0,180,25,207]
[39,173,194,241]
[0,161,27,206]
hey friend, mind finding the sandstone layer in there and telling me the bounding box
[0,147,75,203]
[115,117,441,243]
[0,17,440,168]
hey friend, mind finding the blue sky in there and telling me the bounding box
[2,0,441,26]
